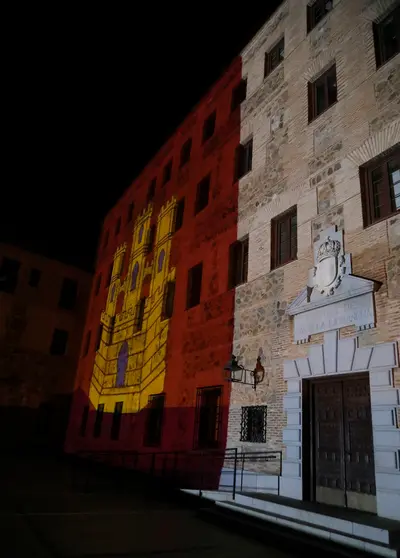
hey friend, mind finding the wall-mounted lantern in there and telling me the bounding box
[223,355,265,391]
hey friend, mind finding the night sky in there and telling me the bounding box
[3,3,281,273]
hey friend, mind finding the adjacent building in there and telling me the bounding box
[0,243,91,450]
[66,0,400,545]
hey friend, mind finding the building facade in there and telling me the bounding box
[65,59,243,462]
[227,0,400,523]
[0,243,91,450]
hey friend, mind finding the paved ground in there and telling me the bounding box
[0,453,297,558]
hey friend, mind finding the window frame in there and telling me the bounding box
[240,406,268,443]
[136,297,146,331]
[93,404,104,438]
[308,64,337,123]
[231,79,247,112]
[235,138,253,181]
[162,159,172,185]
[50,328,69,356]
[111,401,123,441]
[307,0,333,33]
[162,281,176,320]
[174,198,185,232]
[195,174,210,214]
[147,178,156,202]
[202,111,216,144]
[186,262,203,309]
[180,138,192,167]
[373,5,400,68]
[271,206,298,270]
[264,37,285,78]
[360,146,400,227]
[194,386,223,450]
[228,237,249,289]
[144,394,165,447]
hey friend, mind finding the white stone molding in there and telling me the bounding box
[361,0,400,22]
[282,330,400,520]
[346,118,400,168]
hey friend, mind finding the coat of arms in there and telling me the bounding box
[312,235,346,296]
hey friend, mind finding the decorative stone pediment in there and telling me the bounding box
[287,226,381,343]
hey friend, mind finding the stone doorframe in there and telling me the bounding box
[282,330,400,521]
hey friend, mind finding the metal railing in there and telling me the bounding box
[73,447,282,501]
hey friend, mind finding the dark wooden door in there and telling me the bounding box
[312,374,376,511]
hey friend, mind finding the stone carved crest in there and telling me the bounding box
[313,235,346,296]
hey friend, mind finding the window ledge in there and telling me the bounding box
[308,100,338,125]
[263,61,284,82]
[376,51,400,72]
[364,209,400,230]
[270,256,298,272]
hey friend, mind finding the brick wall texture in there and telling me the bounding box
[227,0,400,464]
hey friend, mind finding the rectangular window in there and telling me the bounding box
[163,159,172,185]
[180,138,192,167]
[93,404,104,438]
[83,330,91,357]
[146,224,156,253]
[111,401,123,440]
[231,79,247,112]
[95,324,103,351]
[271,206,298,269]
[195,175,210,214]
[50,328,68,356]
[147,178,156,202]
[95,274,102,295]
[106,263,113,287]
[264,37,284,77]
[194,387,222,449]
[162,281,176,320]
[103,230,109,249]
[235,139,253,180]
[202,111,216,143]
[229,237,249,288]
[144,394,165,446]
[174,198,185,232]
[0,257,20,294]
[115,217,121,236]
[127,202,134,223]
[80,405,89,437]
[187,263,203,309]
[59,277,78,310]
[136,297,146,331]
[308,64,337,122]
[28,268,41,288]
[240,406,267,443]
[307,0,333,32]
[373,5,400,68]
[360,146,400,226]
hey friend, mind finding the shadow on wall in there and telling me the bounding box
[0,394,73,454]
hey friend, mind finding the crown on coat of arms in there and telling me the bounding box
[317,236,341,263]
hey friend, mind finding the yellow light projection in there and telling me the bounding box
[89,198,176,414]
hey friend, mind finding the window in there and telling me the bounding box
[59,277,78,310]
[111,401,123,441]
[82,330,91,357]
[157,249,165,272]
[308,64,337,122]
[264,37,284,77]
[202,111,216,143]
[93,404,104,438]
[187,263,203,309]
[95,324,103,351]
[50,328,68,356]
[146,225,156,253]
[195,175,210,214]
[103,230,109,249]
[180,138,192,167]
[106,263,113,287]
[231,79,247,112]
[136,297,146,331]
[115,217,121,236]
[163,281,176,320]
[194,387,222,449]
[144,394,165,446]
[373,5,400,68]
[28,268,41,288]
[94,274,102,296]
[80,405,89,437]
[163,159,172,185]
[0,257,20,294]
[229,237,249,288]
[147,178,156,202]
[271,206,298,269]
[127,202,134,223]
[240,406,267,443]
[174,198,185,232]
[360,146,400,226]
[307,0,333,32]
[130,262,139,290]
[235,139,253,180]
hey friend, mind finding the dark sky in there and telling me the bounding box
[3,3,281,272]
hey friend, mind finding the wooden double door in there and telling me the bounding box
[310,374,376,513]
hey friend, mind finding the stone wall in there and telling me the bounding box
[227,0,400,460]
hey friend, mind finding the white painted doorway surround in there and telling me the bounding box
[282,330,400,521]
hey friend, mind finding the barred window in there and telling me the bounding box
[240,406,267,443]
